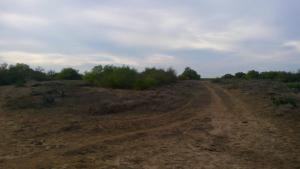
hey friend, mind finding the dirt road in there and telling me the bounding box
[0,81,299,169]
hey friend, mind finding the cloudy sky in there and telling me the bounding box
[0,0,300,77]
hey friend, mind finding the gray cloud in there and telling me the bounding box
[0,0,299,77]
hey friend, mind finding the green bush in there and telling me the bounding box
[221,70,300,82]
[260,71,285,80]
[84,65,138,89]
[246,70,260,79]
[135,68,177,89]
[7,63,32,83]
[31,67,48,81]
[0,63,49,85]
[235,72,246,79]
[1,63,179,89]
[280,72,300,82]
[178,67,201,80]
[101,65,138,89]
[84,66,177,89]
[0,63,9,85]
[57,68,81,80]
[46,70,57,80]
[222,74,234,79]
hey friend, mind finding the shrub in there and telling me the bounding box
[178,67,201,80]
[84,65,177,89]
[7,63,32,83]
[46,70,57,80]
[255,71,299,82]
[57,68,81,80]
[101,65,138,89]
[222,70,300,82]
[0,63,9,85]
[222,74,234,79]
[0,63,50,85]
[280,72,299,82]
[271,96,297,108]
[83,65,103,84]
[84,65,138,89]
[135,68,177,89]
[246,70,260,79]
[31,67,48,81]
[235,72,246,79]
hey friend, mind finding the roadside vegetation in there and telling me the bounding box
[178,67,201,80]
[214,70,300,111]
[220,70,300,82]
[0,63,201,89]
[218,70,300,92]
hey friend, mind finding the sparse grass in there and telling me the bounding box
[287,82,300,92]
[14,80,26,87]
[211,78,222,83]
[271,96,297,108]
[6,82,68,109]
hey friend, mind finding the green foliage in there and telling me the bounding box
[287,82,300,92]
[0,63,9,85]
[178,67,201,80]
[223,70,300,82]
[280,72,300,82]
[82,65,103,84]
[0,63,178,89]
[57,68,81,80]
[101,65,138,89]
[260,71,285,80]
[84,65,138,89]
[31,67,48,81]
[271,96,297,108]
[246,70,260,79]
[135,68,177,89]
[8,63,32,83]
[84,66,177,89]
[0,63,49,85]
[235,72,246,79]
[46,70,57,80]
[222,74,234,79]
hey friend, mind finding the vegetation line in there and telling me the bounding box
[0,63,201,89]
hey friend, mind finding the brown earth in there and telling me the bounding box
[0,80,299,169]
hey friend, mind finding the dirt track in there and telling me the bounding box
[0,81,299,169]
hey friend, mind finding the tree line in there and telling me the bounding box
[221,70,300,82]
[0,63,201,89]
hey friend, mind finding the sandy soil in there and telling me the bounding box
[0,81,299,169]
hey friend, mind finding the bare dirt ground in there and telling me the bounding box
[0,81,299,169]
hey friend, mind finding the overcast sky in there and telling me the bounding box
[0,0,299,77]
